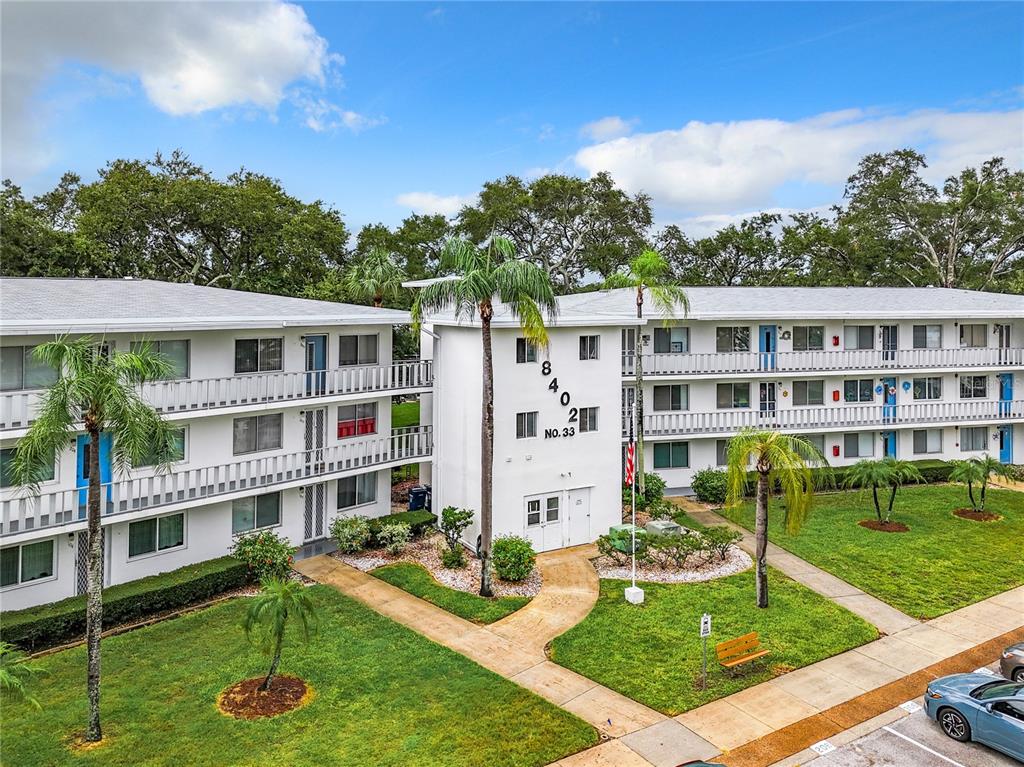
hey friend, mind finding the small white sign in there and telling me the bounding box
[700,613,711,638]
[809,740,836,755]
[899,701,922,713]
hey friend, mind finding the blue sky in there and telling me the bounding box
[3,1,1022,236]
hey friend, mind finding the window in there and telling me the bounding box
[800,434,826,456]
[128,513,185,558]
[792,380,824,406]
[0,539,54,588]
[339,334,378,366]
[792,326,824,352]
[130,340,189,379]
[338,472,377,509]
[0,346,58,391]
[844,432,874,458]
[961,426,988,452]
[525,496,559,526]
[516,411,538,439]
[232,414,283,454]
[526,499,542,526]
[337,403,377,437]
[716,326,750,353]
[716,439,730,466]
[717,382,751,409]
[959,324,987,348]
[0,446,55,488]
[654,441,689,469]
[913,325,942,350]
[844,379,874,403]
[913,429,942,454]
[653,327,689,354]
[960,376,987,399]
[844,326,874,350]
[909,377,940,401]
[232,492,281,534]
[134,428,186,467]
[234,338,283,374]
[653,384,688,411]
[579,407,599,433]
[545,496,559,522]
[579,335,600,360]
[515,338,537,364]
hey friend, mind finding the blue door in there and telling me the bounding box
[998,373,1013,417]
[305,334,327,395]
[759,325,777,370]
[999,425,1013,464]
[882,431,897,458]
[881,377,897,423]
[76,433,112,511]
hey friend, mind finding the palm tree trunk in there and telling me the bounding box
[967,481,977,510]
[260,636,283,692]
[84,423,103,742]
[755,471,769,609]
[871,484,881,522]
[886,485,897,523]
[635,286,645,496]
[479,304,495,598]
[979,480,987,511]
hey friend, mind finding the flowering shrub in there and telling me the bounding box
[330,515,371,553]
[230,530,295,584]
[377,522,412,555]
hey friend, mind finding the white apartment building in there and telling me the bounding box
[420,286,1024,553]
[0,279,432,610]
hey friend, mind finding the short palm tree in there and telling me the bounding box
[344,246,407,307]
[842,459,891,522]
[412,236,556,596]
[949,459,985,511]
[725,430,827,608]
[0,641,46,709]
[973,454,1011,512]
[882,458,924,523]
[604,250,688,495]
[10,338,179,742]
[243,578,318,692]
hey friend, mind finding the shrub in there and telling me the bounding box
[491,535,536,582]
[701,527,742,561]
[648,534,701,569]
[1,556,251,652]
[330,515,372,553]
[230,529,295,583]
[440,506,474,552]
[377,523,412,555]
[440,545,467,569]
[691,468,728,505]
[596,530,650,566]
[621,471,667,511]
[369,510,437,544]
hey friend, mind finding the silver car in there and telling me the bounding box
[1000,642,1024,682]
[924,674,1024,761]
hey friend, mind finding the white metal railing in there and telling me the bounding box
[624,400,1024,438]
[0,359,433,431]
[0,426,432,538]
[622,348,1024,377]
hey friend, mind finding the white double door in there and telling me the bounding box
[524,486,592,552]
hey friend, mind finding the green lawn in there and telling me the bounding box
[372,562,531,624]
[719,484,1024,619]
[549,570,877,715]
[5,586,596,767]
[391,400,420,429]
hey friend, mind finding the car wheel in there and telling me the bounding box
[1013,667,1024,683]
[938,708,971,742]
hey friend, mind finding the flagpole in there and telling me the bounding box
[630,401,637,591]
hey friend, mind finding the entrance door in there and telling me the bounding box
[881,325,898,363]
[995,324,1011,364]
[998,373,1013,417]
[998,425,1013,463]
[303,408,327,541]
[882,431,897,458]
[759,325,777,370]
[76,433,112,511]
[565,488,592,548]
[305,334,327,396]
[881,377,897,423]
[759,382,777,417]
[524,494,563,552]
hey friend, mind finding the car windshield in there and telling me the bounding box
[971,681,1024,701]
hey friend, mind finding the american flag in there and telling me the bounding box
[624,411,636,487]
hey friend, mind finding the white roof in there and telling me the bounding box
[0,278,409,334]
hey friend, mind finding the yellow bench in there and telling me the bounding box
[716,631,771,672]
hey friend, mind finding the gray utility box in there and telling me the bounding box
[645,519,683,537]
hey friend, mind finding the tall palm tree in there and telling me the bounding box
[344,246,408,307]
[842,459,891,522]
[725,430,827,608]
[10,338,179,742]
[973,454,1011,512]
[243,578,318,692]
[604,250,688,495]
[0,641,46,709]
[949,459,985,511]
[882,458,923,522]
[412,236,556,596]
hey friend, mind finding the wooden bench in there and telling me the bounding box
[716,632,771,673]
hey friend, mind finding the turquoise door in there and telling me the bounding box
[76,433,112,511]
[305,334,327,395]
[998,373,1013,417]
[759,325,777,370]
[881,377,897,423]
[882,431,897,458]
[999,425,1013,463]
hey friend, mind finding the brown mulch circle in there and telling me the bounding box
[953,508,1002,522]
[217,675,311,720]
[857,519,909,533]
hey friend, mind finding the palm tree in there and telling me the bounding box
[0,641,46,709]
[949,459,985,510]
[604,250,688,495]
[10,338,179,742]
[344,246,407,307]
[725,430,827,608]
[842,459,891,522]
[882,458,924,523]
[242,578,318,692]
[973,454,1011,512]
[412,236,556,596]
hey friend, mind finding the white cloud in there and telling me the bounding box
[580,115,638,142]
[395,192,476,217]
[575,108,1024,215]
[291,93,385,134]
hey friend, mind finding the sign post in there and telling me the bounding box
[700,613,712,689]
[624,402,644,605]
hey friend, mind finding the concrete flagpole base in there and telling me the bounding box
[625,586,645,604]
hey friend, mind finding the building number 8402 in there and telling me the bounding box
[540,360,577,438]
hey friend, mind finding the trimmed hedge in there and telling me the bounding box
[369,510,437,540]
[743,459,954,495]
[0,556,251,652]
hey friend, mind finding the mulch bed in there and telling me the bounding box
[217,675,310,719]
[953,508,1002,522]
[857,519,909,533]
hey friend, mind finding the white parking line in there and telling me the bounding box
[881,726,969,767]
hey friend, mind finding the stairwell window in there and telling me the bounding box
[232,492,281,534]
[913,377,942,401]
[578,407,599,433]
[339,334,378,366]
[717,382,751,409]
[128,512,185,558]
[913,429,942,454]
[516,411,538,439]
[959,324,987,348]
[961,427,988,452]
[579,335,600,360]
[653,327,689,354]
[234,338,283,374]
[913,325,943,349]
[338,472,377,509]
[960,376,987,399]
[653,384,688,411]
[792,380,824,406]
[516,338,537,363]
[844,326,874,350]
[653,441,689,469]
[792,326,824,352]
[0,539,54,588]
[716,327,750,353]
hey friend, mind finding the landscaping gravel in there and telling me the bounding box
[593,544,751,583]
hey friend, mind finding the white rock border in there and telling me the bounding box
[593,544,752,584]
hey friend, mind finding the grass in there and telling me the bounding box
[371,562,531,624]
[718,484,1024,620]
[392,400,420,429]
[549,569,877,715]
[4,586,597,767]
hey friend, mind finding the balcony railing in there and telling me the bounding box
[624,400,1024,438]
[623,348,1024,377]
[0,359,433,431]
[1,426,432,538]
